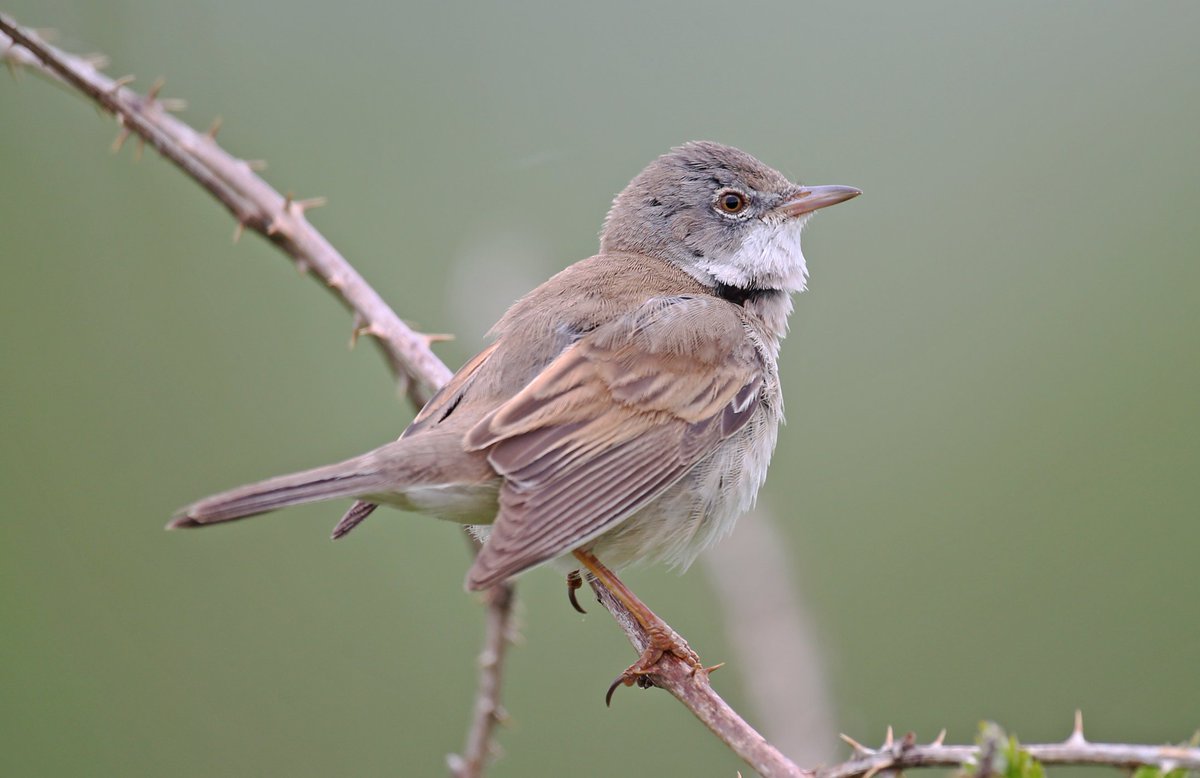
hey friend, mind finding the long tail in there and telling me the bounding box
[168,454,389,529]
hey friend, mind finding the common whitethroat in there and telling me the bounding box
[172,141,860,699]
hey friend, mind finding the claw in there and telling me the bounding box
[604,675,626,707]
[566,570,586,614]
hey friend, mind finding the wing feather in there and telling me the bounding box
[465,295,765,590]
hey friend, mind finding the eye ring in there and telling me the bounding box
[715,189,749,215]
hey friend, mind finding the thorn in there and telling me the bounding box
[349,313,366,349]
[266,218,280,236]
[206,116,223,139]
[111,127,131,153]
[4,51,20,81]
[932,729,947,747]
[231,221,246,243]
[704,661,726,675]
[108,74,135,95]
[1066,709,1087,746]
[883,726,895,749]
[245,159,267,172]
[283,192,294,210]
[159,97,187,112]
[327,274,345,291]
[32,27,59,43]
[840,733,872,755]
[82,53,109,70]
[423,332,455,346]
[294,258,310,275]
[293,196,327,213]
[146,76,165,102]
[862,763,888,778]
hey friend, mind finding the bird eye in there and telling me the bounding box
[716,190,749,215]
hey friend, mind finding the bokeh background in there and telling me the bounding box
[2,2,1198,776]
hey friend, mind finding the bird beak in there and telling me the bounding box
[778,185,862,218]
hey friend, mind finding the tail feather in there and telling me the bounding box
[330,500,379,540]
[168,457,386,529]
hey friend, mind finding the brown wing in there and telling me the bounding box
[405,340,501,435]
[463,295,764,590]
[328,341,501,540]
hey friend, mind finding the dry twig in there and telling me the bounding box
[448,583,516,778]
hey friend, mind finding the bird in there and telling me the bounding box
[170,141,860,700]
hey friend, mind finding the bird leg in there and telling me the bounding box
[571,548,710,705]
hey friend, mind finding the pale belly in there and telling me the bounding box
[585,406,781,572]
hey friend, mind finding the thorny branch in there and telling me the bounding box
[0,15,504,777]
[825,714,1200,778]
[0,15,449,406]
[5,15,1199,778]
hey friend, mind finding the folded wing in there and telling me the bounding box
[463,295,764,590]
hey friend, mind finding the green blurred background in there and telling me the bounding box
[2,2,1198,776]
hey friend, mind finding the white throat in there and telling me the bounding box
[693,214,811,293]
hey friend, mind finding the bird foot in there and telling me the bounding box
[604,622,710,706]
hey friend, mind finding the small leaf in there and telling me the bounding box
[1132,766,1189,778]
